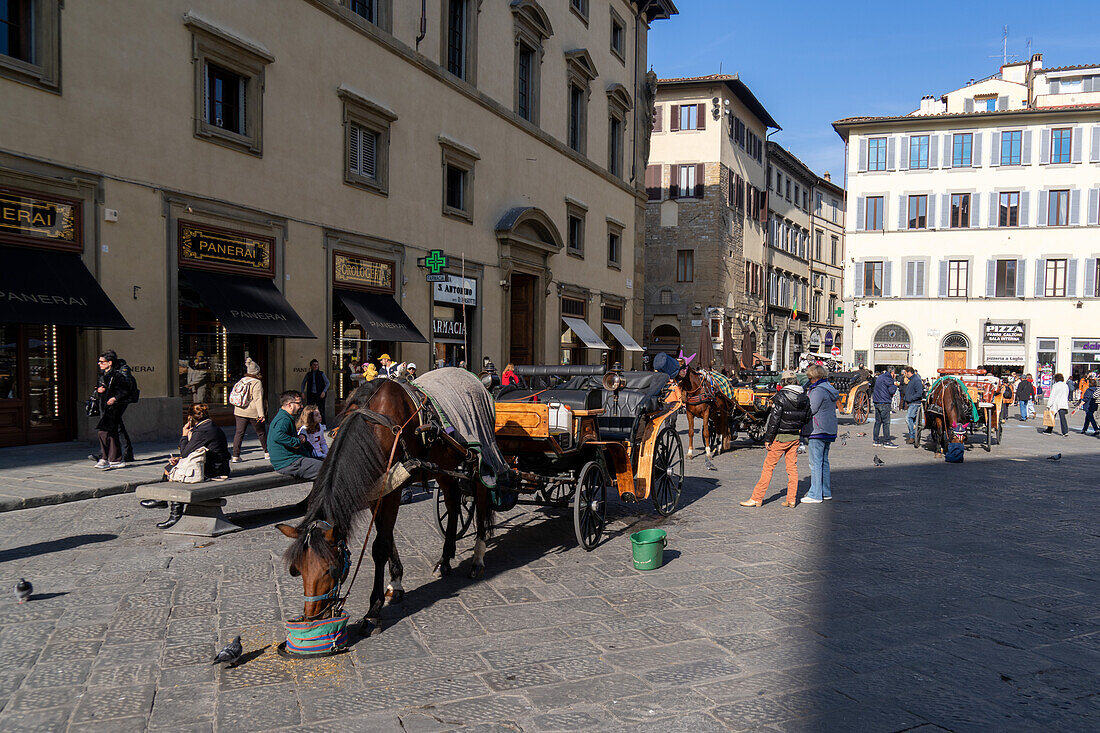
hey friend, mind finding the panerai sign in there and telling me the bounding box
[983,322,1025,344]
[0,187,81,249]
[179,221,273,275]
[433,275,477,306]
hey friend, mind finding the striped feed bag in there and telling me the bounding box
[285,613,349,655]
[703,371,735,402]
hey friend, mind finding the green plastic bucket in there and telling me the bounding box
[630,528,667,571]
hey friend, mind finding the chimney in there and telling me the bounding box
[823,172,831,182]
[1031,52,1043,71]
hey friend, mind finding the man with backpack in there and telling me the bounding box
[230,358,268,462]
[93,350,135,469]
[902,366,924,444]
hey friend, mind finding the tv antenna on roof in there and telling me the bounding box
[989,25,1017,66]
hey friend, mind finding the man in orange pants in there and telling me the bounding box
[741,373,811,508]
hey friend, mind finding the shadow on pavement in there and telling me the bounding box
[0,533,117,562]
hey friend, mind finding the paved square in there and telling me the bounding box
[0,414,1097,731]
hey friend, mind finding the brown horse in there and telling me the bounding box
[675,367,733,460]
[922,378,973,454]
[277,377,495,624]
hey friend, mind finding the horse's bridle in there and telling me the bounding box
[679,368,714,406]
[300,520,351,620]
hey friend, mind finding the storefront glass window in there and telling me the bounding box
[0,325,17,400]
[331,296,396,400]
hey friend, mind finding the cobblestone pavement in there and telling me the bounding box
[0,412,1097,732]
[0,435,268,511]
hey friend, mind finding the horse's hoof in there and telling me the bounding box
[468,564,484,580]
[433,561,451,578]
[386,588,405,605]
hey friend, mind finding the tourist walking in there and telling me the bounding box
[1072,378,1098,436]
[186,351,213,403]
[379,353,397,378]
[802,365,838,503]
[1044,374,1070,436]
[1016,374,1035,420]
[143,403,231,529]
[93,350,133,469]
[872,368,898,448]
[300,359,330,423]
[901,366,924,444]
[269,391,324,480]
[230,358,268,462]
[740,373,811,508]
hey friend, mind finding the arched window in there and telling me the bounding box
[873,324,910,347]
[942,332,969,349]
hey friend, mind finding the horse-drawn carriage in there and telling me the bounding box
[914,369,1004,453]
[830,371,872,424]
[435,365,686,550]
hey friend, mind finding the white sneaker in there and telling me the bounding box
[263,452,270,460]
[109,461,126,469]
[94,459,109,469]
[801,496,823,504]
[823,496,833,501]
[231,456,243,463]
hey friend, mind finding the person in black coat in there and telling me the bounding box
[1015,375,1035,421]
[93,350,133,469]
[144,403,231,529]
[741,374,812,508]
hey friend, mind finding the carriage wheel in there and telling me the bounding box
[651,426,684,517]
[912,403,923,448]
[573,461,607,551]
[432,484,475,541]
[747,420,765,444]
[853,390,870,425]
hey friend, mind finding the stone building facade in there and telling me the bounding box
[765,142,815,369]
[0,0,677,446]
[644,74,777,369]
[808,173,846,359]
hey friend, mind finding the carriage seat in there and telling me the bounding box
[496,386,601,413]
[598,374,666,440]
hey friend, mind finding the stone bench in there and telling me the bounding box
[135,472,308,537]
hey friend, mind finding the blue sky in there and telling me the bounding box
[647,0,1100,180]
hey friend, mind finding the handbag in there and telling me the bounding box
[169,447,207,483]
[85,395,101,417]
[1042,409,1055,428]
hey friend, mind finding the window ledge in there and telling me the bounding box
[344,173,388,197]
[443,207,473,224]
[567,249,585,260]
[0,54,59,93]
[184,12,275,64]
[195,124,263,157]
[569,5,590,27]
[607,261,622,271]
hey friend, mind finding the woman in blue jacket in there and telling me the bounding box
[802,364,839,503]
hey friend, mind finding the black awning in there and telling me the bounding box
[0,245,131,329]
[336,290,426,343]
[182,270,315,338]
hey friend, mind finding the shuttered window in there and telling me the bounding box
[868,138,887,171]
[678,103,705,131]
[994,260,1016,297]
[645,165,662,201]
[952,133,973,166]
[947,260,968,298]
[1000,130,1022,165]
[907,195,927,229]
[998,192,1019,227]
[950,193,970,228]
[1050,128,1071,164]
[904,260,926,297]
[349,123,378,180]
[863,261,883,297]
[1045,259,1067,297]
[1047,189,1069,226]
[909,135,929,168]
[671,164,704,199]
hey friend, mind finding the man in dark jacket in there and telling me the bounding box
[901,366,924,443]
[1015,375,1035,420]
[93,350,133,469]
[300,359,330,423]
[740,375,811,508]
[872,368,898,447]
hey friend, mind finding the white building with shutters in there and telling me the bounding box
[833,53,1100,388]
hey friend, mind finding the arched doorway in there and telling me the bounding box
[942,332,969,370]
[496,207,564,366]
[872,323,910,370]
[809,329,822,352]
[650,323,680,355]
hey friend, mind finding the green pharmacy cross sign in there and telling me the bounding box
[422,249,448,282]
[834,306,844,317]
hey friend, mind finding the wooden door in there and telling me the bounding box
[943,350,967,370]
[509,274,536,365]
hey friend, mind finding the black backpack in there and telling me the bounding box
[117,362,140,404]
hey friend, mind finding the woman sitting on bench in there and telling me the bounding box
[141,403,232,529]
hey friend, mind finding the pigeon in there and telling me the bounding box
[873,455,884,467]
[838,432,850,440]
[1046,453,1062,461]
[857,432,868,437]
[212,636,243,667]
[14,578,32,603]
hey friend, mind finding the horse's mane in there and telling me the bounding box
[933,378,972,423]
[283,380,405,571]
